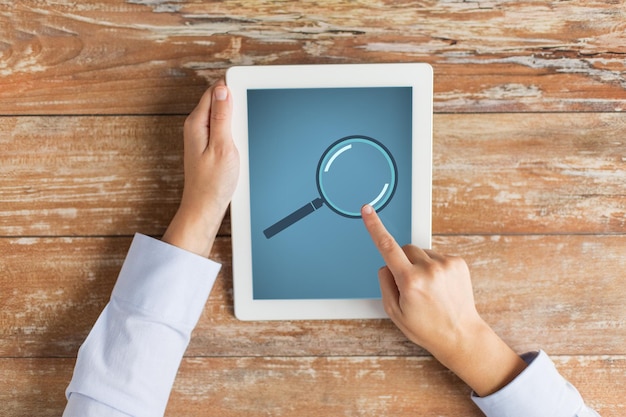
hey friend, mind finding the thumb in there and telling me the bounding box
[208,81,233,149]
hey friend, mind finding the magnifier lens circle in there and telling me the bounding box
[317,137,397,218]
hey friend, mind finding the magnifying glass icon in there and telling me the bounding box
[263,135,398,239]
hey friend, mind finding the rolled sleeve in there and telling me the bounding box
[111,233,221,328]
[471,350,600,417]
[64,233,221,417]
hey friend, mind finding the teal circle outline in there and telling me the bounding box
[317,136,397,218]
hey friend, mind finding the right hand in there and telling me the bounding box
[360,204,482,357]
[361,204,527,397]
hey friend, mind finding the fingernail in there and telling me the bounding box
[214,86,228,101]
[362,204,373,215]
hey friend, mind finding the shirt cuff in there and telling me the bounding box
[471,350,587,417]
[111,233,221,329]
[64,233,222,417]
[63,393,132,417]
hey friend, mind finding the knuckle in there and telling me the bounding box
[443,255,468,271]
[403,273,425,292]
[382,300,396,317]
[183,115,192,130]
[210,109,229,121]
[183,113,198,131]
[421,255,468,280]
[211,141,237,159]
[423,261,446,280]
[377,234,397,253]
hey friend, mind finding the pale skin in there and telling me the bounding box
[162,79,239,258]
[163,79,527,399]
[360,204,528,397]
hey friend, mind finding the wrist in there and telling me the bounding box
[434,319,527,397]
[429,317,489,370]
[162,201,227,258]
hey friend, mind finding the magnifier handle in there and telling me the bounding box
[263,197,324,239]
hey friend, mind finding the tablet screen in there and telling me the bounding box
[247,87,413,300]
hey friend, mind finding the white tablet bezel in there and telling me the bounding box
[226,63,432,321]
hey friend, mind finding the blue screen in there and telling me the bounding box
[248,87,412,300]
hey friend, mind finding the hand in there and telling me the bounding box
[361,205,527,396]
[360,204,481,357]
[163,80,239,258]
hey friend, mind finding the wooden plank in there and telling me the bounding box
[1,1,624,114]
[3,113,626,236]
[2,235,624,358]
[196,234,626,358]
[0,237,127,357]
[433,112,626,234]
[1,356,623,417]
[0,358,72,417]
[167,356,626,417]
[2,2,624,416]
[0,115,186,236]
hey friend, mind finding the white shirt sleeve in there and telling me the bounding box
[471,350,600,417]
[63,233,221,417]
[63,235,599,417]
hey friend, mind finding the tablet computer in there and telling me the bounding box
[227,63,432,321]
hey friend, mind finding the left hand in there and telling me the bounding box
[163,79,240,257]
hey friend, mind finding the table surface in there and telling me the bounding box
[1,1,625,416]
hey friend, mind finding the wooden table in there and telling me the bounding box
[1,1,625,415]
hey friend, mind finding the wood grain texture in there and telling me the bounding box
[1,1,624,114]
[433,112,626,234]
[0,115,186,236]
[167,356,626,417]
[0,237,126,357]
[1,356,624,417]
[0,358,72,417]
[2,236,624,358]
[2,1,624,415]
[3,113,626,236]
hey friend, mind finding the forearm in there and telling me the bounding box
[64,234,220,417]
[433,319,527,397]
[162,201,227,258]
[162,81,237,259]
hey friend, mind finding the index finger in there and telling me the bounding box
[187,82,218,128]
[184,84,217,154]
[361,204,412,275]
